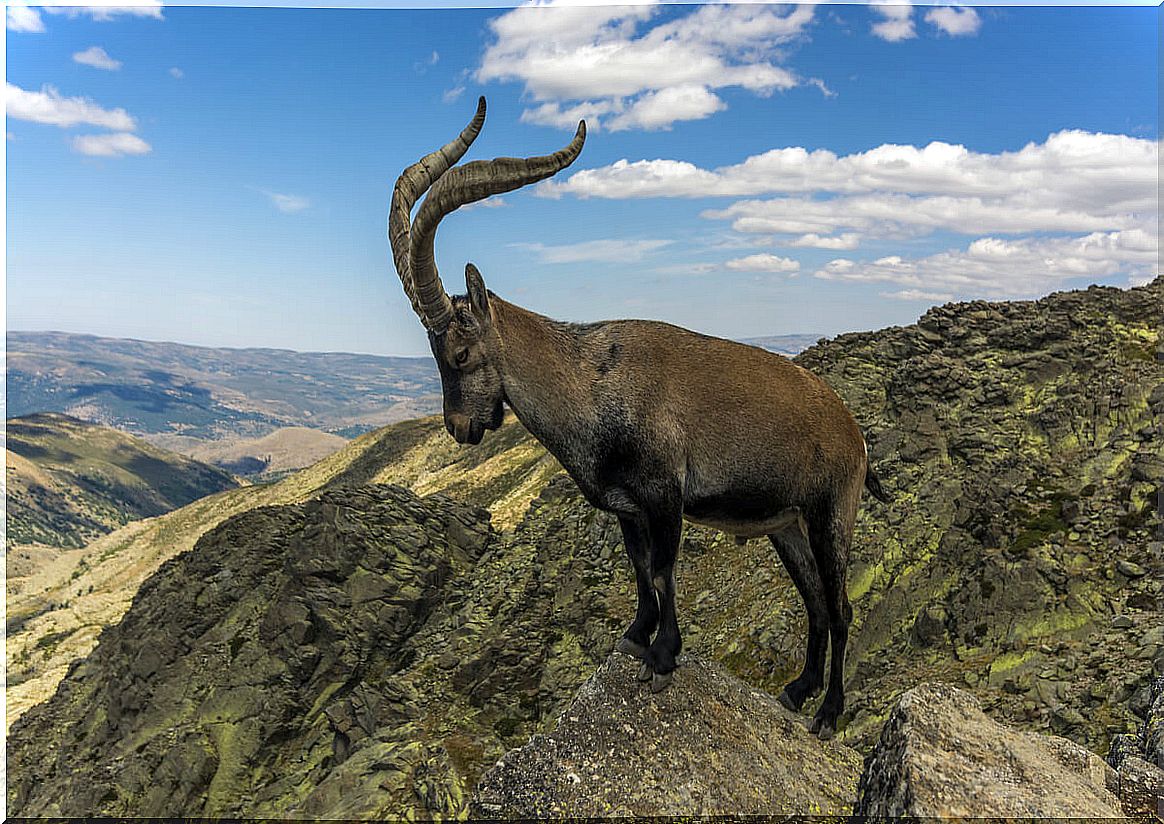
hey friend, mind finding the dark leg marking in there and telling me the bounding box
[769,525,828,713]
[808,511,855,741]
[644,504,683,693]
[616,515,658,660]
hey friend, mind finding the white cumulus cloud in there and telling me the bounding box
[607,85,727,132]
[6,82,136,130]
[543,129,1158,298]
[72,131,151,156]
[870,3,916,42]
[724,253,800,273]
[546,130,1157,237]
[814,229,1158,298]
[7,3,44,31]
[785,232,861,250]
[514,238,672,264]
[477,1,820,132]
[925,6,981,36]
[44,2,163,22]
[73,46,123,71]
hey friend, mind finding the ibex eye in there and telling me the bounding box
[455,348,470,366]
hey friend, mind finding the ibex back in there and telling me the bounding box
[389,98,890,740]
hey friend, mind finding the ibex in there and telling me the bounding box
[388,98,890,739]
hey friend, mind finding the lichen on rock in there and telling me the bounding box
[470,652,864,818]
[856,682,1123,817]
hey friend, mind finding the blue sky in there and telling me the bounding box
[6,2,1159,356]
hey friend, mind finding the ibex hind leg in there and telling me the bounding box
[807,508,856,741]
[642,505,684,693]
[615,515,658,661]
[768,525,828,714]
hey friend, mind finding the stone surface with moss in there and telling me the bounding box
[856,681,1122,817]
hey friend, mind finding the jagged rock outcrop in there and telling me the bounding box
[8,485,496,818]
[797,280,1163,751]
[1109,676,1164,818]
[7,476,649,819]
[856,682,1123,817]
[470,653,864,818]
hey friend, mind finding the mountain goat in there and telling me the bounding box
[388,98,890,738]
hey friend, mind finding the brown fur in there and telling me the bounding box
[394,103,888,739]
[430,283,881,737]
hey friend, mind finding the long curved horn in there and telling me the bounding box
[389,97,486,329]
[410,120,587,333]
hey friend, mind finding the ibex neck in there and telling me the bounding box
[491,297,592,455]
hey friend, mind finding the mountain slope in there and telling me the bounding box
[7,279,1162,818]
[4,411,552,728]
[149,426,350,478]
[6,413,239,550]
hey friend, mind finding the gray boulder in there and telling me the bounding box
[857,682,1123,817]
[1109,676,1164,818]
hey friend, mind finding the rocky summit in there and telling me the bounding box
[471,653,864,818]
[6,279,1163,818]
[475,665,1128,819]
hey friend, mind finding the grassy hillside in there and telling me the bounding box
[7,280,1162,818]
[6,413,239,551]
[7,331,441,439]
[149,426,350,478]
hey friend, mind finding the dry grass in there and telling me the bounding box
[150,426,349,474]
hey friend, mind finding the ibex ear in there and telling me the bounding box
[465,263,492,325]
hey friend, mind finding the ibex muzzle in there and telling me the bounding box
[388,98,891,740]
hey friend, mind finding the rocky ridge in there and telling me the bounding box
[7,279,1162,817]
[474,660,1126,819]
[4,409,556,730]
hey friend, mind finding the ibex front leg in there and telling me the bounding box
[615,515,658,660]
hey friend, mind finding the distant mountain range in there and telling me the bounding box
[6,331,819,441]
[739,333,823,356]
[6,331,444,440]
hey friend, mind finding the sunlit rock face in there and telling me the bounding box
[856,682,1123,818]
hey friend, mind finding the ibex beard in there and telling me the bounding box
[388,97,891,740]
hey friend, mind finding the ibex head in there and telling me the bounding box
[389,97,585,444]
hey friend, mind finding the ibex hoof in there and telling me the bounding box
[810,717,836,741]
[650,671,673,693]
[777,689,799,712]
[616,637,647,659]
[636,662,653,682]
